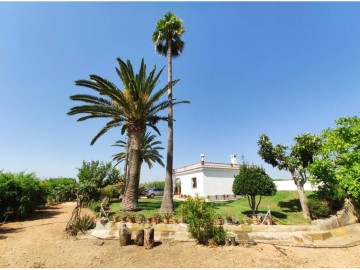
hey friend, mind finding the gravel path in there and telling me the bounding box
[1,202,360,268]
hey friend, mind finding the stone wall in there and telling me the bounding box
[312,198,360,230]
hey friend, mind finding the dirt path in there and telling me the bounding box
[0,202,360,268]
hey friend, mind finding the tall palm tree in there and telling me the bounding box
[68,58,180,211]
[152,11,186,213]
[112,131,165,169]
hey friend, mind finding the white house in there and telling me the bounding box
[173,154,315,198]
[173,154,240,197]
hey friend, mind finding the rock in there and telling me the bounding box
[119,224,132,246]
[134,229,144,246]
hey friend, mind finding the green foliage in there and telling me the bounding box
[307,197,330,219]
[180,195,225,245]
[77,160,121,188]
[41,177,78,202]
[233,163,276,214]
[76,160,121,202]
[152,11,185,58]
[0,172,47,220]
[88,200,101,213]
[258,132,322,218]
[112,132,165,169]
[309,115,360,203]
[67,214,95,236]
[100,185,119,201]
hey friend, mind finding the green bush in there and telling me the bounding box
[88,200,101,213]
[101,185,118,201]
[0,172,47,220]
[307,198,330,219]
[41,177,78,202]
[67,214,95,236]
[180,195,226,245]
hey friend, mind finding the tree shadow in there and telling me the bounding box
[278,199,302,212]
[211,201,234,210]
[241,210,287,219]
[0,227,23,239]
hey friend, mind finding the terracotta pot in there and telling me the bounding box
[113,216,119,222]
[146,217,152,224]
[217,218,223,225]
[163,218,169,224]
[121,216,127,222]
[172,218,179,224]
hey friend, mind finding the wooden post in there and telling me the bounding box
[134,229,144,246]
[144,228,154,249]
[119,224,132,246]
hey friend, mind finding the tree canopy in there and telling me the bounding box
[233,163,277,215]
[309,115,360,203]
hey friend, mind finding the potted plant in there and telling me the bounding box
[225,213,232,225]
[100,216,108,224]
[128,213,136,223]
[172,216,179,224]
[243,217,250,225]
[113,215,119,222]
[162,212,173,224]
[217,215,223,225]
[146,216,153,224]
[120,213,128,222]
[252,215,260,225]
[153,213,162,224]
[136,214,146,224]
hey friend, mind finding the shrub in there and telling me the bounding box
[180,195,226,245]
[88,200,101,213]
[101,185,118,201]
[67,214,95,236]
[0,172,47,220]
[41,178,78,202]
[307,198,330,219]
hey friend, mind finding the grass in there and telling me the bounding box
[107,191,313,225]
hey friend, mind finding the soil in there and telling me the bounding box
[0,202,359,268]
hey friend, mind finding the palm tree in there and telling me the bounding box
[68,58,180,211]
[112,131,165,169]
[152,11,186,213]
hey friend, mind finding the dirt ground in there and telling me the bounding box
[0,202,360,268]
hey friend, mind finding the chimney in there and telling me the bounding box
[230,154,237,166]
[200,154,205,165]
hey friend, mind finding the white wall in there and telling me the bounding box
[178,171,205,196]
[203,169,238,196]
[273,180,316,191]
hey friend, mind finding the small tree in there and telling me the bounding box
[233,163,277,215]
[258,133,322,219]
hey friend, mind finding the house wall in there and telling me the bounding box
[178,171,205,196]
[273,180,315,191]
[203,169,238,196]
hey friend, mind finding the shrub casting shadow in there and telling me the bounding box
[278,199,302,212]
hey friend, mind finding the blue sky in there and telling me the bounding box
[1,2,359,182]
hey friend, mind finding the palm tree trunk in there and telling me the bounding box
[121,130,142,211]
[123,133,130,192]
[291,170,310,219]
[160,37,174,213]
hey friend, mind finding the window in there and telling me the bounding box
[191,177,197,188]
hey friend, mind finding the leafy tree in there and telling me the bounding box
[309,115,360,204]
[153,11,187,213]
[232,163,277,215]
[112,132,164,169]
[0,172,47,220]
[68,58,185,211]
[41,177,78,202]
[77,160,120,189]
[258,133,322,218]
